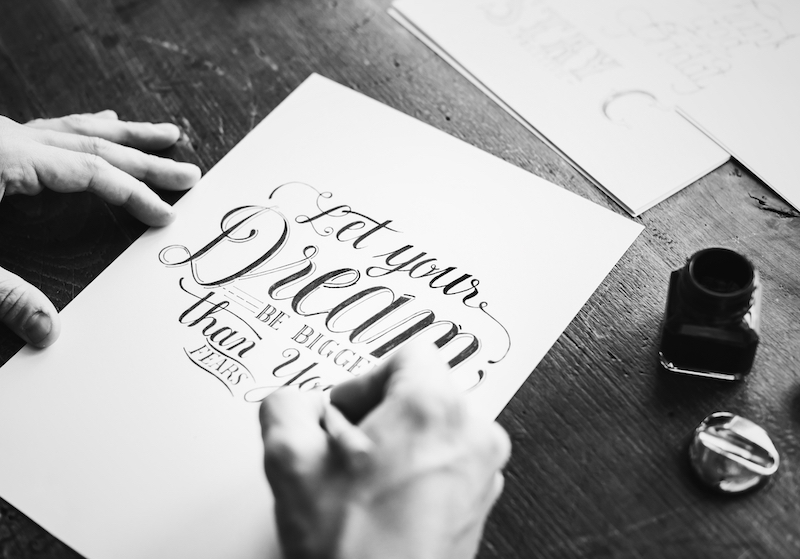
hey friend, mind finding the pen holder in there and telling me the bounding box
[659,248,761,381]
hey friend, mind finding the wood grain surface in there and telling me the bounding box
[1,1,799,558]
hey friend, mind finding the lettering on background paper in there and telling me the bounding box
[159,182,510,401]
[600,0,800,94]
[481,0,622,84]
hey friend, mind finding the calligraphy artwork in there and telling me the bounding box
[0,75,641,559]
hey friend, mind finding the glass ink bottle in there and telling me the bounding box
[659,248,761,381]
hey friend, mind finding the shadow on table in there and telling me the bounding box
[650,363,745,413]
[788,384,800,426]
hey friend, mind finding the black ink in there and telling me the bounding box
[160,206,290,287]
[178,283,257,358]
[369,245,482,307]
[291,268,361,316]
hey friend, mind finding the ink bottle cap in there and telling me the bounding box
[689,411,779,493]
[659,248,761,381]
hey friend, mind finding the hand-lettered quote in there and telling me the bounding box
[159,182,511,401]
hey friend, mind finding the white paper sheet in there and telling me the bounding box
[678,42,800,212]
[390,0,730,216]
[544,0,800,103]
[0,74,642,559]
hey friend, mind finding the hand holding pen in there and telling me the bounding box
[259,341,511,559]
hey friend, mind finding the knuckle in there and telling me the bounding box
[79,153,107,192]
[0,165,26,192]
[80,152,104,173]
[122,122,140,144]
[83,135,105,156]
[0,160,38,196]
[141,153,161,183]
[62,114,88,131]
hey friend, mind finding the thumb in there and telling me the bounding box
[0,266,61,348]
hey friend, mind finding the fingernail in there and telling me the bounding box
[175,162,202,189]
[154,123,181,140]
[161,206,177,226]
[24,312,52,347]
[95,109,118,119]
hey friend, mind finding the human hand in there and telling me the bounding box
[259,342,511,559]
[1,110,199,224]
[0,110,201,347]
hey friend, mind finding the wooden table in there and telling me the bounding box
[1,1,799,557]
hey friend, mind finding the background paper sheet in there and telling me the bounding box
[545,0,800,104]
[679,43,800,212]
[551,0,800,210]
[391,0,729,215]
[0,75,641,559]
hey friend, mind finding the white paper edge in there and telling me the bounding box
[677,106,796,211]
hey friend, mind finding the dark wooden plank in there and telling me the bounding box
[0,1,799,558]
